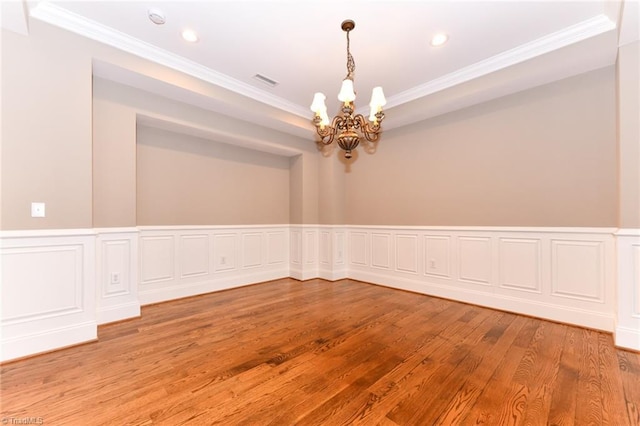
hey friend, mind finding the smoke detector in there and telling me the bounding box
[148,8,166,25]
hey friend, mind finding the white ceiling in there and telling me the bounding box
[6,1,636,140]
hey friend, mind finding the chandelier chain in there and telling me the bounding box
[346,30,355,80]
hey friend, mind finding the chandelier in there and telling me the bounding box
[310,19,386,159]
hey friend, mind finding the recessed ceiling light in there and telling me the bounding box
[430,33,449,47]
[148,8,165,25]
[182,29,199,43]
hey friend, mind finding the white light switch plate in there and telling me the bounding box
[31,202,45,217]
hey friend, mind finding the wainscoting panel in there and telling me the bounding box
[458,236,492,286]
[96,228,140,325]
[347,226,616,332]
[395,234,418,274]
[635,245,640,318]
[371,233,392,270]
[242,233,263,269]
[615,229,640,351]
[304,231,317,267]
[498,238,542,294]
[1,230,97,362]
[140,235,175,284]
[551,239,604,302]
[319,231,331,266]
[290,229,302,265]
[424,235,452,279]
[138,226,289,304]
[3,224,631,359]
[214,233,237,272]
[349,231,368,266]
[267,232,286,265]
[180,234,210,279]
[316,227,348,281]
[289,226,319,281]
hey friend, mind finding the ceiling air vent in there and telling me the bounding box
[253,74,279,88]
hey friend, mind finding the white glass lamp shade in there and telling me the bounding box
[310,92,327,114]
[369,87,386,109]
[369,87,386,122]
[337,79,356,103]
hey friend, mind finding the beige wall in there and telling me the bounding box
[289,152,320,224]
[92,77,317,227]
[93,89,137,228]
[317,147,346,225]
[137,126,290,225]
[345,67,618,227]
[1,27,93,230]
[3,20,318,230]
[617,41,640,228]
[1,19,625,230]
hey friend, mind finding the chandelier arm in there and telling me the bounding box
[315,114,347,145]
[354,114,382,142]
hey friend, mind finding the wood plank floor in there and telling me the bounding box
[1,278,639,425]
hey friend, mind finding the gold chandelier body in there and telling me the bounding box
[310,20,386,159]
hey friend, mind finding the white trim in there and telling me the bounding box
[350,270,614,331]
[615,326,640,350]
[92,227,139,234]
[345,225,617,234]
[138,224,291,231]
[2,224,633,359]
[0,228,96,238]
[1,322,97,362]
[347,226,616,332]
[95,229,140,325]
[1,231,97,362]
[615,232,640,351]
[384,14,616,109]
[616,228,640,237]
[29,3,616,121]
[138,226,290,304]
[29,2,309,119]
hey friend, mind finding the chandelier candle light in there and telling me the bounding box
[310,19,387,159]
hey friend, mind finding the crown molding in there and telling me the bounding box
[29,1,309,118]
[30,2,616,120]
[383,14,617,110]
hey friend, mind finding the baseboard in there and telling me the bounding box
[96,302,141,325]
[350,270,615,332]
[318,267,348,282]
[1,321,97,362]
[615,326,640,351]
[139,269,289,305]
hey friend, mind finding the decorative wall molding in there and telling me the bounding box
[289,225,318,281]
[29,2,308,119]
[290,225,347,281]
[1,230,97,362]
[95,228,140,325]
[615,229,640,351]
[2,224,636,361]
[138,225,290,305]
[386,14,616,109]
[346,226,616,332]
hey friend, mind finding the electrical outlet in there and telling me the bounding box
[429,259,436,269]
[220,256,226,265]
[110,272,121,285]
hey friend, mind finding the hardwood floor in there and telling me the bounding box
[1,278,639,425]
